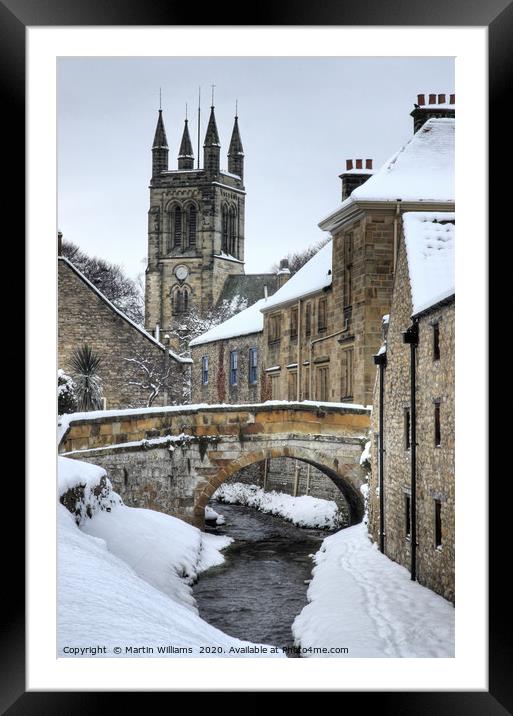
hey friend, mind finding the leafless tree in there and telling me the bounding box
[122,345,189,407]
[62,239,144,325]
[271,237,330,276]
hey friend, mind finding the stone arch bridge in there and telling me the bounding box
[58,402,371,527]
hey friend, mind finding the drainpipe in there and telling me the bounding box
[393,199,402,273]
[309,327,348,399]
[297,299,301,400]
[403,320,419,581]
[373,349,387,553]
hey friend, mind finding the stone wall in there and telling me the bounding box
[191,332,263,404]
[58,258,189,410]
[368,236,455,602]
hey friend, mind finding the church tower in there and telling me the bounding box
[144,106,246,339]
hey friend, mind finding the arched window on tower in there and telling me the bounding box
[229,206,237,257]
[222,205,229,253]
[172,286,190,315]
[173,206,182,248]
[187,205,197,248]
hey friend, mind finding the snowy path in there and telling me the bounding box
[292,523,454,657]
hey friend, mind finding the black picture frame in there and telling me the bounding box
[4,0,507,710]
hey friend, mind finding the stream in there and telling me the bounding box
[193,502,334,657]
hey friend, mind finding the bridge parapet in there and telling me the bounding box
[59,401,370,455]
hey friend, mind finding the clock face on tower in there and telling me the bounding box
[174,265,189,282]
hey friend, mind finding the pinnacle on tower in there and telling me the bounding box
[152,109,169,177]
[178,118,194,170]
[203,106,220,175]
[228,114,244,181]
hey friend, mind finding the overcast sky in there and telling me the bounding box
[58,56,454,281]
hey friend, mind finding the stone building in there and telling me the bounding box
[189,297,267,405]
[144,105,278,346]
[58,255,192,410]
[316,101,455,406]
[367,212,455,603]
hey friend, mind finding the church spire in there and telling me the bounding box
[152,109,169,177]
[203,106,220,176]
[228,113,244,181]
[178,118,194,170]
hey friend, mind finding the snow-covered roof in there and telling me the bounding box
[319,118,454,230]
[402,211,455,316]
[189,297,267,347]
[261,240,333,311]
[59,257,192,364]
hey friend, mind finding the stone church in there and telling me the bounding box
[144,105,279,342]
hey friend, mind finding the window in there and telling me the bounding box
[341,348,354,400]
[290,307,298,338]
[433,322,440,360]
[188,205,197,247]
[305,303,312,337]
[405,494,411,538]
[318,297,327,332]
[222,206,229,253]
[344,265,353,308]
[229,207,237,257]
[344,232,353,307]
[316,365,329,401]
[434,500,442,547]
[270,373,280,400]
[303,366,310,400]
[173,206,182,247]
[404,408,411,449]
[249,347,258,385]
[201,355,209,385]
[172,287,189,315]
[268,313,282,344]
[434,401,441,446]
[229,350,238,386]
[288,372,298,401]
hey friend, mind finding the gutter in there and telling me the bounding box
[373,348,387,553]
[403,320,419,581]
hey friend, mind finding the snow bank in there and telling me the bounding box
[81,504,232,611]
[58,457,283,657]
[58,505,283,658]
[262,240,332,310]
[292,523,454,657]
[403,211,455,315]
[213,483,341,529]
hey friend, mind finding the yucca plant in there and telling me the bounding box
[70,344,103,411]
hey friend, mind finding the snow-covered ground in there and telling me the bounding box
[213,482,341,529]
[292,523,454,657]
[58,457,284,657]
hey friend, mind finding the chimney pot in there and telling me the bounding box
[438,93,446,104]
[429,93,436,104]
[417,94,425,106]
[346,159,353,170]
[450,93,455,104]
[365,159,372,170]
[57,231,63,256]
[355,159,362,169]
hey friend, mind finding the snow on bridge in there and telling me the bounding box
[58,400,371,527]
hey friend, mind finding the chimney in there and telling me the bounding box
[411,93,455,133]
[57,231,63,256]
[339,158,374,201]
[276,258,291,289]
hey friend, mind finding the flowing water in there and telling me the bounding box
[193,502,333,657]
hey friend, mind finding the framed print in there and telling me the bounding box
[2,0,509,709]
